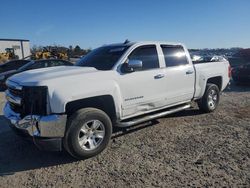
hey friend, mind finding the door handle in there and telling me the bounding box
[154,74,165,79]
[186,70,194,75]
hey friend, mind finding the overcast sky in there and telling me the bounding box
[1,0,250,49]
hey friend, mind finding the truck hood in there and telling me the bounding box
[8,65,118,114]
[8,66,99,86]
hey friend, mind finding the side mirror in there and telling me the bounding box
[127,59,142,71]
[121,59,143,73]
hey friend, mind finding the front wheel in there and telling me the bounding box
[197,84,220,113]
[63,108,112,159]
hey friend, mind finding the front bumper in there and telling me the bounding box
[3,102,67,151]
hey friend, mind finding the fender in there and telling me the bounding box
[48,77,123,119]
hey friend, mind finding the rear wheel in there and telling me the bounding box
[198,84,220,113]
[64,108,112,159]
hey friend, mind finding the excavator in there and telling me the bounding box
[0,48,19,64]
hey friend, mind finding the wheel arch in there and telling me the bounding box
[196,75,223,100]
[65,95,117,122]
[206,76,222,91]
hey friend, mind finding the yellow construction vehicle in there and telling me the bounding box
[34,51,52,59]
[0,48,19,64]
[0,54,8,64]
[50,47,68,60]
[32,47,68,60]
[56,52,68,60]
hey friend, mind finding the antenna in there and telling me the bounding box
[124,39,130,44]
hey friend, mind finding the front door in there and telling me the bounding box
[118,45,167,118]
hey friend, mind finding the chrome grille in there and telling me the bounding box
[5,80,23,114]
[8,87,22,97]
[6,80,48,117]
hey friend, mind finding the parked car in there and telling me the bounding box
[232,63,250,84]
[0,59,30,74]
[3,41,230,159]
[191,55,227,64]
[0,59,73,89]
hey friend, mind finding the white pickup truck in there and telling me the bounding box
[3,41,230,159]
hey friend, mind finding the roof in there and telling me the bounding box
[104,42,135,47]
[0,38,29,42]
[105,41,184,47]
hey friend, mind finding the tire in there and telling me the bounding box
[63,108,112,159]
[197,83,220,113]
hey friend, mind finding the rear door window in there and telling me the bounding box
[161,45,189,67]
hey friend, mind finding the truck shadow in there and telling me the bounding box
[112,107,202,139]
[0,116,76,176]
[0,132,76,176]
[0,108,203,176]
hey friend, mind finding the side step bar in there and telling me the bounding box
[116,104,191,128]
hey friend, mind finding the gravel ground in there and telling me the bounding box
[0,84,249,187]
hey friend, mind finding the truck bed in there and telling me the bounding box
[193,61,230,99]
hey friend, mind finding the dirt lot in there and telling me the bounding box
[0,84,249,187]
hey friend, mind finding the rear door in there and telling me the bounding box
[160,45,195,105]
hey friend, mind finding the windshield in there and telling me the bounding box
[75,45,130,70]
[18,61,34,71]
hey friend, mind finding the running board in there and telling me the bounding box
[116,104,191,128]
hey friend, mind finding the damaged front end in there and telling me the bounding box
[3,80,67,151]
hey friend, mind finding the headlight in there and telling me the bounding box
[0,75,5,80]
